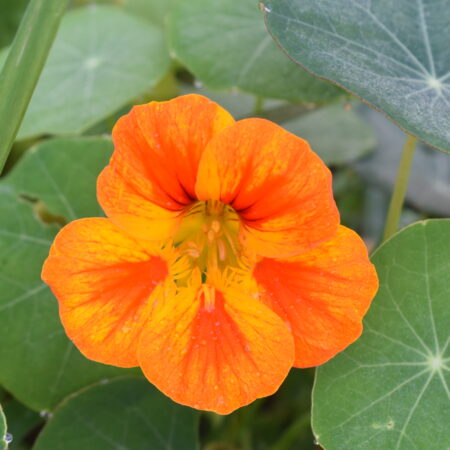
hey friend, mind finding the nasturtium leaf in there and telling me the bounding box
[0,138,136,412]
[263,0,450,153]
[33,377,200,450]
[180,82,287,119]
[14,4,170,139]
[7,137,113,220]
[0,403,7,450]
[2,398,42,448]
[283,103,375,165]
[121,0,173,27]
[168,0,342,103]
[312,220,450,449]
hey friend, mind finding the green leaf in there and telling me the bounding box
[0,0,28,49]
[264,0,450,153]
[181,81,288,117]
[13,4,170,139]
[168,0,342,103]
[312,220,450,449]
[0,138,136,411]
[283,103,375,165]
[121,0,173,27]
[7,137,113,220]
[33,377,199,450]
[2,398,42,448]
[0,402,7,450]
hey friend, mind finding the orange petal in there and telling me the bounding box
[41,218,170,367]
[253,226,378,367]
[98,94,235,241]
[137,278,295,414]
[195,118,339,258]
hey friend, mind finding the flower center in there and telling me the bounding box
[175,200,241,275]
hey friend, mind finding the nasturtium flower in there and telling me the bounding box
[42,94,378,414]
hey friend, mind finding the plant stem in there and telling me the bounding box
[253,96,265,115]
[0,0,68,174]
[382,134,418,241]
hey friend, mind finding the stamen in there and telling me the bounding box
[217,239,227,261]
[211,220,221,234]
[185,241,201,258]
[177,200,241,273]
[207,229,216,244]
[223,227,238,255]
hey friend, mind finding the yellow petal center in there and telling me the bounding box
[174,200,242,276]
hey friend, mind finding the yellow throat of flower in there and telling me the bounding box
[175,200,243,276]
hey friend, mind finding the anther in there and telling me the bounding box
[211,220,221,233]
[217,239,227,261]
[207,229,215,244]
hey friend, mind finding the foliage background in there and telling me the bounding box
[0,0,448,449]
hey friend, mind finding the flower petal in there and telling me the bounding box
[41,218,170,367]
[137,279,295,414]
[97,94,235,241]
[195,118,339,258]
[253,226,378,367]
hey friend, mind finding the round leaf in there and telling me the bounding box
[16,4,170,139]
[33,377,199,450]
[122,0,172,27]
[264,0,450,153]
[7,137,113,220]
[283,103,375,165]
[312,220,450,449]
[1,399,42,449]
[0,138,136,411]
[168,0,342,103]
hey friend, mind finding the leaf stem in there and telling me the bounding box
[0,0,68,174]
[253,96,265,115]
[382,134,418,241]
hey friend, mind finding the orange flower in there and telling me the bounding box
[42,94,378,414]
